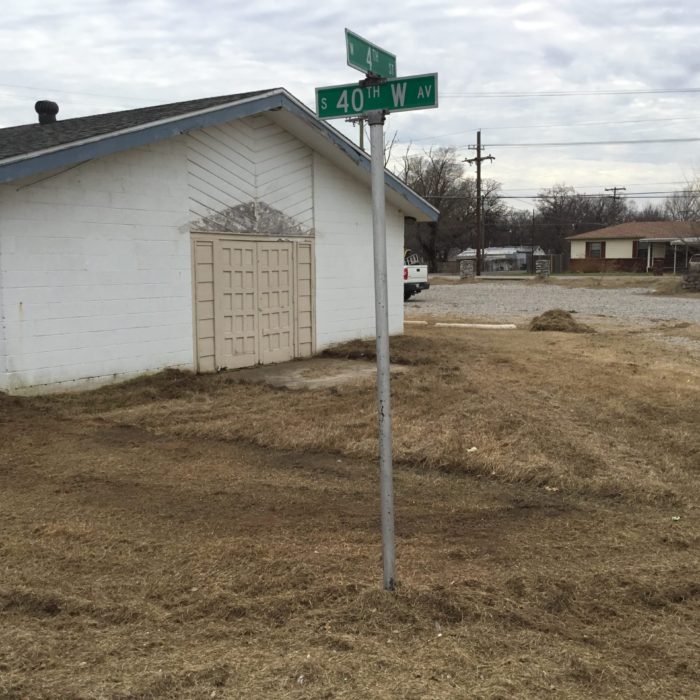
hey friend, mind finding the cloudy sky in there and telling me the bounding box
[3,0,699,210]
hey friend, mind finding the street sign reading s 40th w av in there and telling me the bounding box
[345,28,396,78]
[316,73,438,120]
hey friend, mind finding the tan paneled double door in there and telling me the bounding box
[193,235,313,371]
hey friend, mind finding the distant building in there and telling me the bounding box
[456,246,546,272]
[567,221,700,272]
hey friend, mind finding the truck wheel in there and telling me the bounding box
[404,290,411,302]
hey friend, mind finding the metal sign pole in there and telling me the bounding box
[367,109,396,591]
[315,30,438,591]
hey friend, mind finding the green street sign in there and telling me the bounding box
[316,73,438,120]
[345,28,396,78]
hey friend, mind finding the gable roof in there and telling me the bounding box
[0,89,438,222]
[0,91,273,161]
[567,221,700,241]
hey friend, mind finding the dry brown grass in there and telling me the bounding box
[41,324,698,503]
[652,276,694,296]
[530,274,700,297]
[528,274,656,290]
[426,275,466,285]
[1,323,699,698]
[428,273,700,298]
[433,274,662,290]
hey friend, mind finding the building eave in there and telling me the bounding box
[0,89,439,223]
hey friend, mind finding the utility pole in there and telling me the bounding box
[605,186,626,223]
[464,131,495,275]
[604,186,626,199]
[531,209,536,274]
[346,116,365,151]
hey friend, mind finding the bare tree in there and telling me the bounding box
[489,207,532,247]
[480,178,508,246]
[398,146,477,269]
[625,202,668,221]
[664,178,700,220]
[383,130,398,167]
[535,184,633,253]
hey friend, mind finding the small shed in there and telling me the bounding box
[456,246,546,272]
[0,91,437,393]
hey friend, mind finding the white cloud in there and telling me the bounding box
[2,0,698,208]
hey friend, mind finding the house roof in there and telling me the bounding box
[0,89,439,222]
[567,221,700,241]
[0,91,273,161]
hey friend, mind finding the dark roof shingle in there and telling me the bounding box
[0,90,274,161]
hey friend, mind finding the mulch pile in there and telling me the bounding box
[529,309,595,333]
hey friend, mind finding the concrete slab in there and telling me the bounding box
[228,357,408,390]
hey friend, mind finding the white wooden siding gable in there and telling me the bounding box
[187,114,313,235]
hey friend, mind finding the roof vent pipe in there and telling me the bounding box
[35,100,59,124]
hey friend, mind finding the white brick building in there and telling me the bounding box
[0,91,437,393]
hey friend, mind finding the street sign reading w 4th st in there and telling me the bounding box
[345,28,396,78]
[316,73,438,120]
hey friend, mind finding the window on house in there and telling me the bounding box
[587,241,604,258]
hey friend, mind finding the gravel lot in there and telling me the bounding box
[406,282,700,324]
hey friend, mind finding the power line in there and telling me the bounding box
[402,116,700,143]
[499,181,686,192]
[0,82,153,104]
[442,87,700,98]
[501,194,673,200]
[422,192,678,200]
[483,136,700,147]
[484,116,700,130]
[509,197,537,208]
[5,81,698,102]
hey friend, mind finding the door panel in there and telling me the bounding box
[295,242,314,357]
[258,242,294,364]
[214,240,258,369]
[193,240,216,372]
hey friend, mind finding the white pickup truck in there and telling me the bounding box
[403,251,429,302]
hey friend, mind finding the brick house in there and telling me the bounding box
[567,221,700,272]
